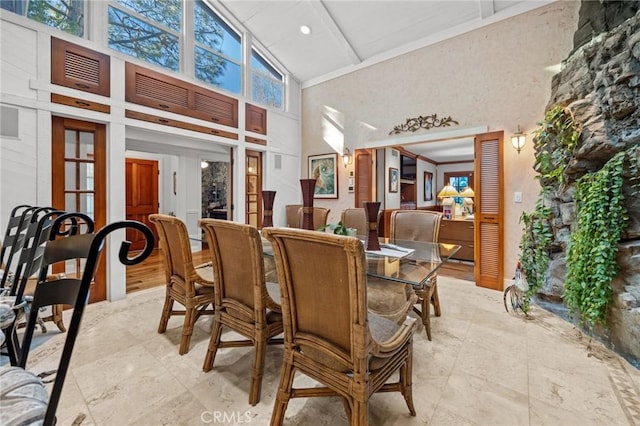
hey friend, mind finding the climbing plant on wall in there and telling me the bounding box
[533,105,580,190]
[564,147,639,330]
[518,192,553,313]
[518,105,580,312]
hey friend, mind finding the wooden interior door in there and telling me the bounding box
[474,131,504,290]
[246,150,262,226]
[51,116,106,303]
[125,158,159,250]
[354,149,374,208]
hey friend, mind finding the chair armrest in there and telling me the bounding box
[193,264,215,286]
[369,314,416,358]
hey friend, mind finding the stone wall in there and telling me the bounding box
[540,2,640,362]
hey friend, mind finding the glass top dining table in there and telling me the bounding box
[262,235,460,289]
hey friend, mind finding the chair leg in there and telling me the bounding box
[158,293,173,334]
[202,318,223,372]
[350,400,368,426]
[179,306,195,355]
[249,336,267,405]
[431,283,441,317]
[422,293,432,341]
[52,304,66,332]
[401,344,416,416]
[270,357,295,426]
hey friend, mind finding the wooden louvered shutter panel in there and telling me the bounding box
[474,131,504,290]
[193,88,239,128]
[125,63,190,115]
[245,103,266,134]
[355,149,373,209]
[51,37,110,97]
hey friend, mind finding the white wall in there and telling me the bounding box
[0,13,302,300]
[301,1,580,285]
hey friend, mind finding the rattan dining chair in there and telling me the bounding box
[341,207,415,324]
[284,204,302,228]
[390,210,443,340]
[263,227,417,425]
[298,206,330,230]
[199,219,283,406]
[149,214,215,355]
[340,208,368,236]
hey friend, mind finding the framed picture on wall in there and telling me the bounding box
[308,153,338,198]
[424,171,433,201]
[389,167,399,193]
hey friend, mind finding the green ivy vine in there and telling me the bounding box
[518,193,553,313]
[533,105,580,190]
[564,147,638,330]
[518,105,580,313]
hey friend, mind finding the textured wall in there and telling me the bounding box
[301,1,580,282]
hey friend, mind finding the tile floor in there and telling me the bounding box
[9,276,640,425]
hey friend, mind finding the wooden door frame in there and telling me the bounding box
[245,149,263,226]
[51,116,107,303]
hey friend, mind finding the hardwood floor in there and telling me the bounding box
[126,248,210,293]
[126,248,475,294]
[437,260,475,282]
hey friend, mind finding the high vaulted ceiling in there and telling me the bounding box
[218,0,554,87]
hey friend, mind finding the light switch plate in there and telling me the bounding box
[514,191,523,203]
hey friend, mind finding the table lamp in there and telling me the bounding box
[459,186,474,216]
[438,184,459,219]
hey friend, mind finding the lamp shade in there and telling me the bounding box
[511,134,526,152]
[459,187,475,197]
[437,184,459,199]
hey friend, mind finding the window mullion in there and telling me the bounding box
[183,0,194,78]
[243,31,252,99]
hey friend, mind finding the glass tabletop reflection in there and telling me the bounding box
[261,233,460,289]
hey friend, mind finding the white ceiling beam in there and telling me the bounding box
[479,0,495,20]
[309,0,361,65]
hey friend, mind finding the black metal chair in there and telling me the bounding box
[3,208,69,366]
[0,214,155,425]
[0,205,37,290]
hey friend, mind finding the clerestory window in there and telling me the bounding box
[108,0,182,71]
[193,1,241,94]
[251,49,283,109]
[1,0,84,36]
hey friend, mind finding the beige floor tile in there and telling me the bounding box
[7,277,638,425]
[432,370,529,426]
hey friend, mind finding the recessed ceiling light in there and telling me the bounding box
[300,25,311,35]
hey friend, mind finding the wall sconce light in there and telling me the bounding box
[511,125,526,154]
[342,147,353,167]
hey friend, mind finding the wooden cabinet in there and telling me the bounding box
[439,219,474,262]
[245,103,267,134]
[125,63,238,128]
[51,37,110,96]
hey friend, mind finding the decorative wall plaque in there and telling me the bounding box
[389,114,459,135]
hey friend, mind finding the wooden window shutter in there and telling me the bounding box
[51,37,110,97]
[245,103,267,134]
[193,89,239,128]
[134,71,189,108]
[474,131,504,290]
